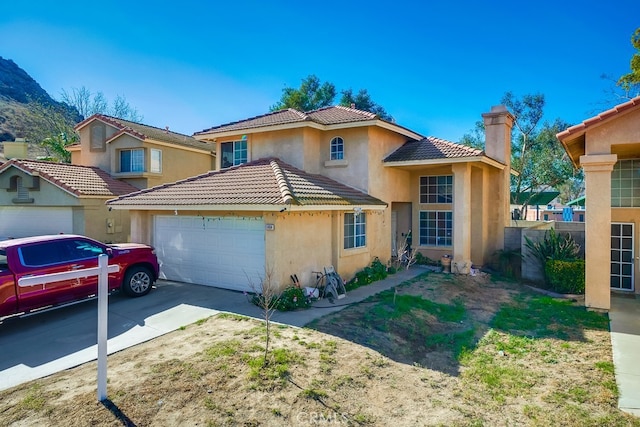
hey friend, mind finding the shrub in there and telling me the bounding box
[347,257,388,291]
[544,259,585,294]
[249,286,310,312]
[276,286,310,311]
[414,252,439,266]
[493,248,522,279]
[524,228,580,265]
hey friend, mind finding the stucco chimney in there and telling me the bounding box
[482,105,514,166]
[4,138,29,160]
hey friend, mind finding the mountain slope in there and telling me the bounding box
[0,56,79,144]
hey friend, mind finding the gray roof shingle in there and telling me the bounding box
[107,158,387,208]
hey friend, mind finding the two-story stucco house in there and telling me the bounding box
[0,114,215,241]
[557,95,640,310]
[107,105,514,292]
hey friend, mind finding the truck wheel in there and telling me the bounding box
[123,266,153,297]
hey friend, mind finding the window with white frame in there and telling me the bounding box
[150,149,162,173]
[420,175,453,203]
[330,137,344,160]
[419,211,452,246]
[221,140,247,168]
[344,212,366,249]
[120,149,144,173]
[612,160,640,207]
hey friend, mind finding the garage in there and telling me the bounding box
[153,215,266,292]
[0,206,73,239]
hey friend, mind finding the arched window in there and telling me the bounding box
[330,137,344,160]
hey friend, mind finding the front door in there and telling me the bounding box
[611,223,634,291]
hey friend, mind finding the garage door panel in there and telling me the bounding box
[155,215,265,292]
[0,207,73,239]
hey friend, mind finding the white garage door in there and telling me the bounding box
[0,206,73,239]
[154,215,266,292]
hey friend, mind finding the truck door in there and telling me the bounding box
[15,240,91,312]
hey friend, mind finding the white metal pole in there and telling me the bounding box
[97,254,108,402]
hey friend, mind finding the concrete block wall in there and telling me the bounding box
[515,222,585,284]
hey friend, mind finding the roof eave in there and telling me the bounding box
[383,155,505,169]
[106,203,387,212]
[194,119,423,141]
[143,139,215,155]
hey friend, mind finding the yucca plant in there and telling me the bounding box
[524,228,580,265]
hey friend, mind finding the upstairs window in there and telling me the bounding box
[344,212,366,249]
[330,137,344,160]
[150,149,162,173]
[120,149,144,173]
[90,122,106,151]
[221,140,247,168]
[420,175,453,204]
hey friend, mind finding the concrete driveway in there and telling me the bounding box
[0,267,427,392]
[0,280,260,391]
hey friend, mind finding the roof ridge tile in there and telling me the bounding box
[270,159,295,205]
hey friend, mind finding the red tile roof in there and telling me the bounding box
[107,158,387,209]
[556,95,640,142]
[0,159,140,197]
[383,137,483,162]
[196,105,382,135]
[75,114,214,152]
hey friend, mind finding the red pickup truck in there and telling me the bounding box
[0,234,160,319]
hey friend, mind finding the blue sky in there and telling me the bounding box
[1,1,638,142]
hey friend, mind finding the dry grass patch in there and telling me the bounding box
[0,272,638,426]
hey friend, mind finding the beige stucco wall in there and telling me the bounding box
[244,128,306,170]
[74,121,214,189]
[588,111,640,155]
[81,198,130,243]
[263,211,333,288]
[108,136,214,189]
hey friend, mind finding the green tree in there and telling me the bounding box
[514,118,581,211]
[461,92,581,217]
[339,88,393,121]
[598,27,640,109]
[617,27,640,94]
[270,75,336,112]
[459,120,485,150]
[60,86,143,122]
[270,75,391,119]
[25,99,78,163]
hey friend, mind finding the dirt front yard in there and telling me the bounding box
[1,271,637,426]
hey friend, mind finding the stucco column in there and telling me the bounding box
[452,163,472,274]
[580,154,617,310]
[129,210,148,244]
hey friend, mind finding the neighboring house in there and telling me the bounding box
[0,159,139,242]
[108,105,515,292]
[69,114,216,190]
[0,138,50,161]
[509,191,584,222]
[557,95,640,309]
[0,115,216,242]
